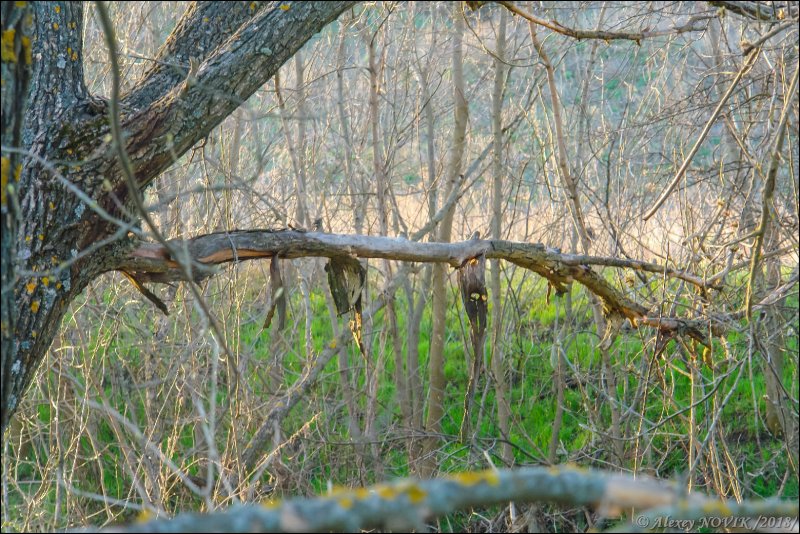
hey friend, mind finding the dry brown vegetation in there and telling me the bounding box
[1,1,798,532]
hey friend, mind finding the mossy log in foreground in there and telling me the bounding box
[95,465,798,533]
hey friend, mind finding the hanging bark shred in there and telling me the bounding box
[325,255,366,355]
[457,231,487,441]
[458,254,488,347]
[120,270,169,316]
[263,256,286,331]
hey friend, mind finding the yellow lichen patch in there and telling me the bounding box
[202,16,209,23]
[337,496,353,509]
[71,50,77,61]
[30,300,40,313]
[54,5,60,13]
[562,463,588,473]
[328,340,337,349]
[26,280,36,294]
[42,277,49,287]
[68,21,77,30]
[21,36,31,64]
[700,501,732,516]
[135,510,153,523]
[1,29,17,63]
[280,3,290,10]
[31,331,37,338]
[375,484,397,500]
[16,2,28,7]
[327,485,348,496]
[261,498,281,509]
[449,470,500,487]
[52,22,59,30]
[1,157,9,205]
[404,485,427,504]
[56,282,62,290]
[49,202,55,210]
[38,234,44,241]
[249,1,257,10]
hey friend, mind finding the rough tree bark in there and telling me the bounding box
[1,0,34,438]
[0,0,356,436]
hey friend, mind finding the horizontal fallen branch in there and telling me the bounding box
[496,1,714,43]
[95,465,798,533]
[118,229,723,344]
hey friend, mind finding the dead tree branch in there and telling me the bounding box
[95,465,798,533]
[496,1,714,44]
[707,1,798,21]
[119,230,723,345]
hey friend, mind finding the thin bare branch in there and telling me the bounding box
[642,49,759,221]
[497,1,713,43]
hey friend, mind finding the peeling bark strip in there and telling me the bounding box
[121,230,722,345]
[456,237,487,442]
[457,253,488,347]
[325,256,366,355]
[119,270,169,315]
[98,465,798,533]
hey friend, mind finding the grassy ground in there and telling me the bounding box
[3,263,798,531]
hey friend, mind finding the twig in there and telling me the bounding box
[497,1,713,43]
[744,61,800,318]
[642,48,759,221]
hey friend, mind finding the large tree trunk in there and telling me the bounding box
[1,1,34,434]
[1,0,356,436]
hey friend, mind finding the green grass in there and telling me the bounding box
[5,266,798,531]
